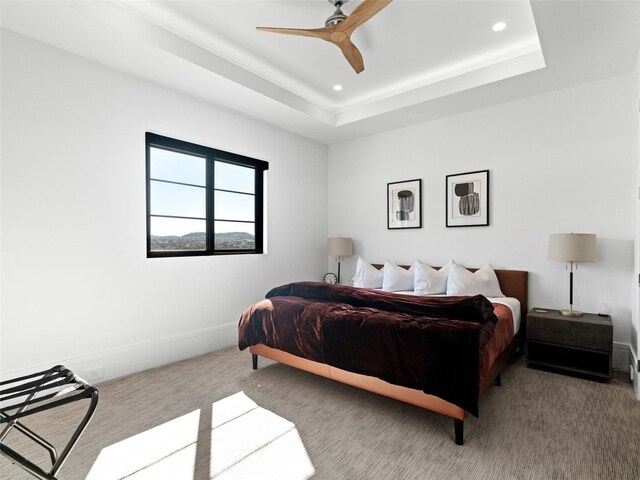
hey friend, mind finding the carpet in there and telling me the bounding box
[1,347,638,479]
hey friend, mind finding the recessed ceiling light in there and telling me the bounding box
[492,22,507,32]
[333,84,343,91]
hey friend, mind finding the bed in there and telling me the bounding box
[238,265,528,445]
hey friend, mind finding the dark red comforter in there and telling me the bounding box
[238,282,499,416]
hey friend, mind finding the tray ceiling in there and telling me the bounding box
[2,1,639,144]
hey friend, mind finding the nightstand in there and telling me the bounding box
[526,309,612,380]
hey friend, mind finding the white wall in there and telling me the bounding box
[633,50,640,399]
[0,31,328,381]
[329,74,636,348]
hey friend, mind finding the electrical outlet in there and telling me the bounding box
[86,366,104,383]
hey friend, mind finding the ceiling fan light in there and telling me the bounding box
[492,21,507,32]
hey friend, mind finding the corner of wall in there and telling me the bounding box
[634,47,640,373]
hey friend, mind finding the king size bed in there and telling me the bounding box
[238,264,528,445]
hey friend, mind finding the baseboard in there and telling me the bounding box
[613,342,630,371]
[0,322,237,383]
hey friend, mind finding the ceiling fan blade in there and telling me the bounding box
[256,26,332,42]
[333,38,365,74]
[259,24,363,72]
[338,0,393,34]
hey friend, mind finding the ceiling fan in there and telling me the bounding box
[257,0,393,74]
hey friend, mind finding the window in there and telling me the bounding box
[146,133,268,257]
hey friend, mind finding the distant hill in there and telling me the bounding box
[215,232,254,241]
[151,231,254,251]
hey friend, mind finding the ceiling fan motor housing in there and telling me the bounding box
[326,0,349,27]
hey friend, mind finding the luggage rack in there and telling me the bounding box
[0,365,99,480]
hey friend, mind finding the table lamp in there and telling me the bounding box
[547,233,597,316]
[327,237,353,284]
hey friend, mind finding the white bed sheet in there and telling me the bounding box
[489,297,521,335]
[381,290,521,335]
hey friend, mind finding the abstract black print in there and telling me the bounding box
[446,170,489,227]
[396,189,415,220]
[454,182,480,216]
[388,179,422,229]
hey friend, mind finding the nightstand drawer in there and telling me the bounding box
[527,312,612,352]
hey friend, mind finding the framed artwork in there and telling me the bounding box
[387,179,422,229]
[446,170,489,227]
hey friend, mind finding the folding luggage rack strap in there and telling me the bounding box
[0,365,99,480]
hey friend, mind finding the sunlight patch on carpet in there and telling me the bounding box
[210,392,314,479]
[85,392,314,479]
[86,409,199,479]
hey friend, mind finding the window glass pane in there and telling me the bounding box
[151,181,206,218]
[150,217,206,251]
[214,191,254,222]
[151,147,206,186]
[215,221,255,250]
[215,162,254,193]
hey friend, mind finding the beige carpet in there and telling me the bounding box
[2,347,639,480]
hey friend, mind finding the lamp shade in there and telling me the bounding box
[327,237,353,257]
[547,233,597,262]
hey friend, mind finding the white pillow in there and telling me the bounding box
[414,260,449,295]
[382,261,414,292]
[446,262,504,297]
[352,257,384,288]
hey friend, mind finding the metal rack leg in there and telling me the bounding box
[10,422,57,466]
[50,388,99,477]
[0,444,57,480]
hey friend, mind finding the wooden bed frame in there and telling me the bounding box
[250,267,528,445]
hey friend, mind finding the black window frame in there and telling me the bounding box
[145,132,268,258]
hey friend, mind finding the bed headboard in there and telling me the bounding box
[371,264,528,313]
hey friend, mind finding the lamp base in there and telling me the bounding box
[560,309,583,317]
